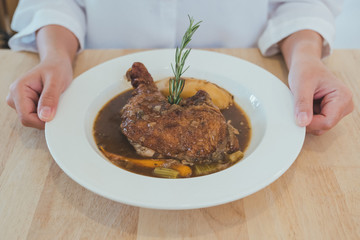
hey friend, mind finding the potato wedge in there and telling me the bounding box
[156,77,234,109]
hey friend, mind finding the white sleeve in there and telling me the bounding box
[9,0,86,52]
[258,0,343,58]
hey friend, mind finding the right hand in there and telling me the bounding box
[288,58,353,135]
[6,58,73,129]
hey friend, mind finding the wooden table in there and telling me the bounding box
[1,49,359,239]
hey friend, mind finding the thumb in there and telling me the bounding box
[292,85,314,127]
[37,82,62,122]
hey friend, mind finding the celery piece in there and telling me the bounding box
[194,163,219,176]
[153,167,180,178]
[226,151,244,163]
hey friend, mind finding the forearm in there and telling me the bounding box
[36,25,79,64]
[279,30,323,70]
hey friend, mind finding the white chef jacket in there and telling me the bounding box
[9,0,343,58]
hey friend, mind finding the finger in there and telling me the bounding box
[291,82,314,127]
[6,93,15,109]
[13,86,45,129]
[311,130,325,136]
[37,80,62,122]
[307,114,332,134]
[19,112,45,129]
[306,91,352,133]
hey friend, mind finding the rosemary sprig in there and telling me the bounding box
[168,16,202,104]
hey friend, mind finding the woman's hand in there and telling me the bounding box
[6,57,73,129]
[280,30,353,135]
[6,25,79,129]
[288,57,353,135]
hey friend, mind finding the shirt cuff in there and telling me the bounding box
[9,9,85,53]
[258,17,335,58]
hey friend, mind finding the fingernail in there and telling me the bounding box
[297,112,308,126]
[39,106,52,121]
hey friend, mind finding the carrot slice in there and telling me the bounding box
[99,146,166,168]
[99,146,192,177]
[170,163,192,177]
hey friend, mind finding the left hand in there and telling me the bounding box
[288,57,354,135]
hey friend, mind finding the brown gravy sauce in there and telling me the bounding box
[93,89,251,178]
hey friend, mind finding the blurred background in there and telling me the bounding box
[1,0,359,49]
[0,0,16,48]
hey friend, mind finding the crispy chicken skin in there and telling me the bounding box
[121,62,239,164]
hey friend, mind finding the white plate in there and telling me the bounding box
[45,49,305,210]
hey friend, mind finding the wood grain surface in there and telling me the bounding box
[0,49,359,240]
